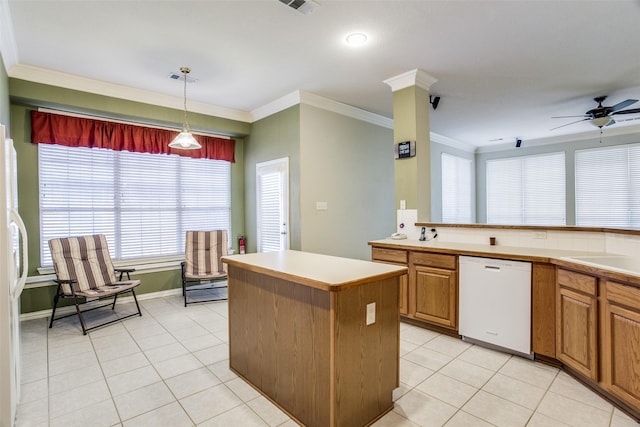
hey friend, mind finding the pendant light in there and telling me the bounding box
[169,67,201,150]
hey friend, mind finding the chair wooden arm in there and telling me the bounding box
[115,267,135,281]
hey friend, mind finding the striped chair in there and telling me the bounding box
[48,234,142,334]
[181,230,228,306]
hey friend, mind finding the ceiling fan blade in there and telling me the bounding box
[606,118,616,127]
[610,99,638,112]
[550,118,589,131]
[611,107,640,115]
[551,115,590,119]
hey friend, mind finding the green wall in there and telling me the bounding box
[9,79,249,313]
[0,53,9,131]
[299,104,395,260]
[244,106,302,253]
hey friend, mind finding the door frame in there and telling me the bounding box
[256,157,290,252]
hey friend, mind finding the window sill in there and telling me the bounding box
[29,257,182,289]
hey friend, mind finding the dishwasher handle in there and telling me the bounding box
[484,265,501,271]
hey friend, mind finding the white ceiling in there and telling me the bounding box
[4,0,640,148]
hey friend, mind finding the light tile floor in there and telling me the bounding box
[15,295,640,427]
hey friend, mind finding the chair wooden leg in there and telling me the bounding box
[131,289,142,317]
[49,290,60,329]
[74,298,88,335]
[183,279,188,307]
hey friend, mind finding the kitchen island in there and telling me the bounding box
[222,250,407,427]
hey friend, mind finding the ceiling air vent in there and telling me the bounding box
[168,72,197,83]
[278,0,319,15]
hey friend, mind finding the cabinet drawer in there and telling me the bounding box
[557,268,597,295]
[606,280,640,308]
[372,247,407,264]
[411,252,456,270]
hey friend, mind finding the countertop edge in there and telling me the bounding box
[369,239,640,286]
[222,252,408,292]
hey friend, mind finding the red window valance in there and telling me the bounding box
[31,110,235,162]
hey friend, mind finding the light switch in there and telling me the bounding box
[400,200,406,210]
[316,201,328,210]
[366,302,376,325]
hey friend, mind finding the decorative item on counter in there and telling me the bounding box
[490,236,496,246]
[420,227,438,241]
[239,236,246,254]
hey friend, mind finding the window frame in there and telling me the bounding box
[486,151,566,226]
[575,143,640,228]
[441,152,473,224]
[38,143,232,267]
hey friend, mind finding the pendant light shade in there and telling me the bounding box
[169,66,201,150]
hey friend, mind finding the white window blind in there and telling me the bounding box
[256,158,289,253]
[257,171,283,252]
[575,143,640,227]
[39,144,231,266]
[441,153,473,223]
[486,152,565,225]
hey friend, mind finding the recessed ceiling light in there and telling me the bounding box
[345,32,368,47]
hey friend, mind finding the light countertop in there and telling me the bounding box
[369,238,640,280]
[222,250,407,292]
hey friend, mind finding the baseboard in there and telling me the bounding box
[19,287,183,321]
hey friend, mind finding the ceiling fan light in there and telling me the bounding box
[591,116,612,128]
[169,130,201,149]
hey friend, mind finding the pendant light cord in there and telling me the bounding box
[181,66,191,132]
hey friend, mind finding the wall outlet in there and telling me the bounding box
[366,302,376,325]
[400,200,406,210]
[316,201,328,210]
[533,231,547,239]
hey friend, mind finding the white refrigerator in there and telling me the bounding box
[0,124,28,427]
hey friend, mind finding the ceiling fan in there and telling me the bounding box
[551,96,640,130]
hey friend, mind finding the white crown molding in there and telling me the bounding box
[430,132,476,153]
[299,91,393,129]
[0,0,18,71]
[476,122,640,153]
[383,69,438,92]
[251,89,394,129]
[8,64,391,129]
[250,90,302,121]
[8,64,252,123]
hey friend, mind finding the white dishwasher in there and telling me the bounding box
[459,256,532,357]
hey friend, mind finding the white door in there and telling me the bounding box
[256,158,289,252]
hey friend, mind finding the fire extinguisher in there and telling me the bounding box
[238,236,246,254]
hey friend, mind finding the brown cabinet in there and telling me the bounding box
[410,252,458,330]
[371,246,458,330]
[556,268,599,380]
[601,280,640,409]
[372,247,409,315]
[531,263,556,358]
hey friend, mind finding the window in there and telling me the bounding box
[441,153,473,223]
[486,152,565,225]
[575,143,640,227]
[39,144,231,266]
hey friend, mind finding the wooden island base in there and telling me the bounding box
[223,251,407,427]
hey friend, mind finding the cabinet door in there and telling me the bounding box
[398,272,408,315]
[372,259,408,315]
[602,281,640,409]
[414,266,457,329]
[556,286,598,380]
